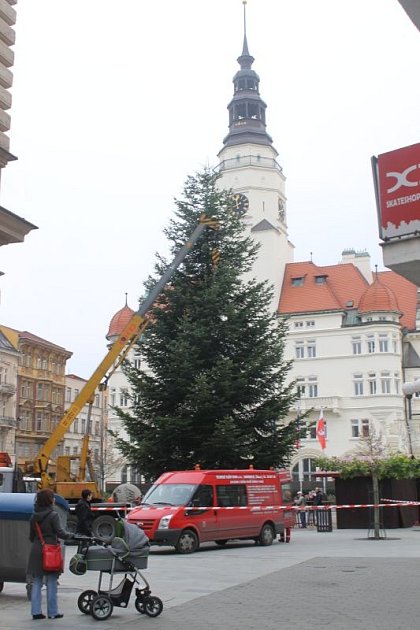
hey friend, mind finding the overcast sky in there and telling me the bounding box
[0,0,418,378]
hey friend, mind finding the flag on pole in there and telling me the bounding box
[316,408,326,450]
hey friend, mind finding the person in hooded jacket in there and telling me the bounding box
[27,488,73,620]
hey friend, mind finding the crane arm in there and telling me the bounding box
[32,215,218,488]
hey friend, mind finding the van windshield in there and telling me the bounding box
[143,483,197,507]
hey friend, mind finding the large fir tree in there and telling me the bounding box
[113,169,300,479]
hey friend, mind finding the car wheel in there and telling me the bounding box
[175,529,199,554]
[259,523,275,546]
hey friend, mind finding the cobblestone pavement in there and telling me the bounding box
[1,527,420,629]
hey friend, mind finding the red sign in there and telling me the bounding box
[374,142,420,240]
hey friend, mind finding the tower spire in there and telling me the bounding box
[222,0,273,148]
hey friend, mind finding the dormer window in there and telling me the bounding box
[291,277,305,287]
[315,275,327,284]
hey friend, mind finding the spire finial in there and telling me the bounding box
[241,0,250,58]
[375,264,378,279]
[125,292,128,306]
[243,0,247,38]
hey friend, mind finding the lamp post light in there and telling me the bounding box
[401,379,420,458]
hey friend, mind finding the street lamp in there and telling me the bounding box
[401,379,420,457]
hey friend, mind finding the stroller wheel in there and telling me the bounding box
[134,597,146,614]
[90,594,113,621]
[144,596,163,617]
[78,590,97,614]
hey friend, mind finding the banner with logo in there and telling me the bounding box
[371,142,420,240]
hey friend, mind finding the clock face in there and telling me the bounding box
[231,193,249,214]
[278,197,286,220]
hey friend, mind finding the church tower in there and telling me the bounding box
[217,1,294,312]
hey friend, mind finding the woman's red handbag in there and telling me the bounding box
[35,521,64,572]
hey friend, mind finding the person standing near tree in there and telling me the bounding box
[75,489,94,536]
[27,488,73,620]
[294,491,307,528]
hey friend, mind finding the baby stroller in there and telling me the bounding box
[70,520,163,621]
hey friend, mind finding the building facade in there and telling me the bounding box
[63,374,107,490]
[0,325,72,466]
[0,326,18,453]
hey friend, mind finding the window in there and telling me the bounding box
[120,389,129,406]
[315,275,327,284]
[295,343,304,359]
[379,335,389,352]
[294,321,304,328]
[291,277,305,287]
[351,419,370,438]
[36,412,42,432]
[306,321,315,327]
[73,388,79,402]
[307,341,316,358]
[81,419,86,433]
[296,377,305,397]
[352,337,362,355]
[308,378,318,398]
[191,484,214,508]
[354,374,364,396]
[65,447,70,456]
[292,458,318,483]
[392,336,398,353]
[368,373,377,395]
[381,371,391,394]
[216,484,247,507]
[74,419,79,433]
[73,447,78,455]
[367,336,375,353]
[95,421,100,436]
[306,423,317,440]
[110,388,116,406]
[95,394,100,407]
[37,383,43,401]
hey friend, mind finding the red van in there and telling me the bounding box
[127,468,294,553]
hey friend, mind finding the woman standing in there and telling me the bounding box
[27,488,73,620]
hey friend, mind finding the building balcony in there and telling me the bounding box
[381,236,420,285]
[0,382,15,396]
[0,415,15,427]
[217,154,282,173]
[290,396,342,414]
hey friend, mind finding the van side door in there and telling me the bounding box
[215,483,253,539]
[184,484,218,541]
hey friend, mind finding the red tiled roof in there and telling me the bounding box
[278,261,418,328]
[278,261,368,314]
[107,304,135,339]
[359,276,400,314]
[378,271,417,329]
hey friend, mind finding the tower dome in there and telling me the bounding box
[106,297,135,340]
[358,275,400,314]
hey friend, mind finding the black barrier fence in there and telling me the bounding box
[316,508,333,532]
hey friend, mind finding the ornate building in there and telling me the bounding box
[0,325,71,466]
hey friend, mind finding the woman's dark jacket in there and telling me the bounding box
[27,505,73,577]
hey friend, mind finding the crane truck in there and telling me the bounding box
[0,214,219,539]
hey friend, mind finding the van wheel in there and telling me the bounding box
[259,523,275,546]
[175,529,199,554]
[92,515,116,542]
